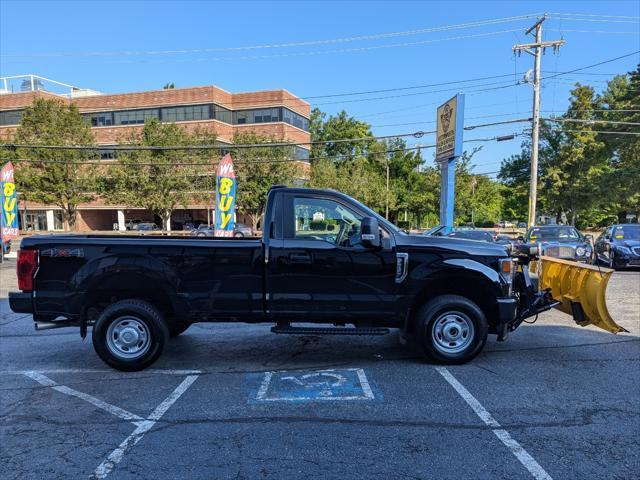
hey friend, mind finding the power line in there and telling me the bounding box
[0,134,526,167]
[301,72,525,100]
[544,126,640,135]
[550,12,640,20]
[1,14,542,58]
[108,29,527,65]
[0,118,532,152]
[546,28,639,35]
[543,51,640,80]
[543,117,640,126]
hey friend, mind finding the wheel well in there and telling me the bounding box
[408,273,500,333]
[84,274,175,323]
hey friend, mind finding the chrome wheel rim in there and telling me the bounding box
[106,316,151,359]
[432,311,475,354]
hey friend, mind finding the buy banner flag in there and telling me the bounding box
[1,162,19,242]
[214,154,236,237]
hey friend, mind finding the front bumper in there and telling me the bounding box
[9,292,33,314]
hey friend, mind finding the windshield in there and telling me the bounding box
[612,225,640,240]
[527,226,581,241]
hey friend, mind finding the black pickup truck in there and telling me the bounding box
[10,186,553,371]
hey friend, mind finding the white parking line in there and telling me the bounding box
[90,375,199,479]
[18,369,199,479]
[435,367,553,480]
[23,371,143,422]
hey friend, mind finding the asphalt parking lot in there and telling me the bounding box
[1,258,639,480]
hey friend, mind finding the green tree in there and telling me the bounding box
[540,84,607,226]
[163,82,175,89]
[598,68,640,221]
[12,98,97,230]
[310,108,374,159]
[103,119,214,230]
[231,132,298,230]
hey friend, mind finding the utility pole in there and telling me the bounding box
[385,155,390,219]
[513,14,564,228]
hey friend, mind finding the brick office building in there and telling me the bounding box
[0,75,311,232]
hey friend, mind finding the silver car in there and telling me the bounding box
[522,226,593,263]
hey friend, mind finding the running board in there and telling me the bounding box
[271,325,391,336]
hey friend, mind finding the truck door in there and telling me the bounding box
[266,193,398,322]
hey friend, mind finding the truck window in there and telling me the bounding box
[292,196,363,247]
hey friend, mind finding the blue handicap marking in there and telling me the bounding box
[249,368,379,402]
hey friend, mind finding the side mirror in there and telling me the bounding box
[584,234,593,242]
[517,235,525,243]
[361,217,380,248]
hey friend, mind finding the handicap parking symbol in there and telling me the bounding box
[250,368,378,402]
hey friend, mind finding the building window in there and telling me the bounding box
[85,112,114,127]
[113,108,159,125]
[0,109,23,126]
[232,107,308,130]
[161,104,212,122]
[24,210,47,231]
[294,146,310,161]
[98,148,117,160]
[214,105,232,124]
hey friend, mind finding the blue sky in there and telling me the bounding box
[1,0,638,174]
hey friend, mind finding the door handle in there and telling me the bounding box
[289,252,312,264]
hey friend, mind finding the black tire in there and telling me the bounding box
[415,295,488,365]
[170,322,190,337]
[92,299,169,371]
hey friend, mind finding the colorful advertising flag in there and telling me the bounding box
[214,154,236,237]
[1,162,19,242]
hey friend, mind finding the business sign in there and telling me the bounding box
[1,162,19,242]
[436,94,465,161]
[214,154,237,237]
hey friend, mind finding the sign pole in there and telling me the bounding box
[436,94,465,229]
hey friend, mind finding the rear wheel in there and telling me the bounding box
[92,299,169,371]
[415,295,488,364]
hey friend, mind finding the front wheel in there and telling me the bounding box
[92,299,169,371]
[415,295,488,365]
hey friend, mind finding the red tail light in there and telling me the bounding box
[17,249,38,292]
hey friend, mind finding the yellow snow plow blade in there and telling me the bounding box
[539,256,627,334]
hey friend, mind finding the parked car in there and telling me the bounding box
[593,224,640,269]
[2,239,10,255]
[421,225,447,236]
[521,225,592,263]
[9,185,562,371]
[447,229,495,242]
[136,223,159,231]
[182,221,203,231]
[495,234,518,248]
[125,219,142,231]
[498,221,515,228]
[517,222,527,229]
[192,223,253,238]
